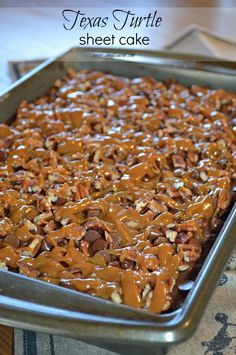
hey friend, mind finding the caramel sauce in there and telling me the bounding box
[0,246,19,268]
[121,270,141,308]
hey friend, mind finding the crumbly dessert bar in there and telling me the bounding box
[0,69,235,313]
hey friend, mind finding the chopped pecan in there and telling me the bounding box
[176,221,198,232]
[166,229,177,242]
[217,189,231,210]
[148,199,167,214]
[111,291,122,304]
[143,290,153,308]
[25,220,36,231]
[200,171,208,182]
[173,181,184,189]
[177,243,201,263]
[162,294,172,311]
[142,283,152,301]
[172,154,186,169]
[61,218,71,226]
[86,207,102,218]
[74,184,90,200]
[166,187,180,198]
[179,186,192,197]
[0,217,14,236]
[176,231,193,244]
[0,261,8,270]
[79,240,90,257]
[20,236,42,257]
[135,198,149,213]
[84,219,109,232]
[187,151,198,163]
[43,221,57,233]
[34,212,53,225]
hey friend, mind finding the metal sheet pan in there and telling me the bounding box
[0,47,235,352]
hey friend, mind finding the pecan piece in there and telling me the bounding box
[172,154,186,169]
[34,212,53,225]
[177,243,202,263]
[166,187,180,198]
[111,292,122,304]
[20,236,42,257]
[149,199,167,214]
[217,189,231,210]
[142,283,152,301]
[200,171,208,182]
[84,219,109,232]
[80,240,90,257]
[162,294,172,311]
[176,231,193,244]
[187,151,198,163]
[165,229,177,242]
[0,217,14,236]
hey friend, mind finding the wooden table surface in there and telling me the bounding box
[0,2,236,354]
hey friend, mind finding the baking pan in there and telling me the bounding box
[0,47,235,354]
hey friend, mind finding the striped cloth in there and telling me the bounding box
[13,252,236,355]
[14,330,114,355]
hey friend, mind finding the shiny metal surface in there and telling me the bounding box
[0,48,235,350]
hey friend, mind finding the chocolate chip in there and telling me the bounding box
[84,230,101,243]
[4,234,19,248]
[0,149,7,162]
[89,239,107,256]
[120,260,135,270]
[55,197,67,206]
